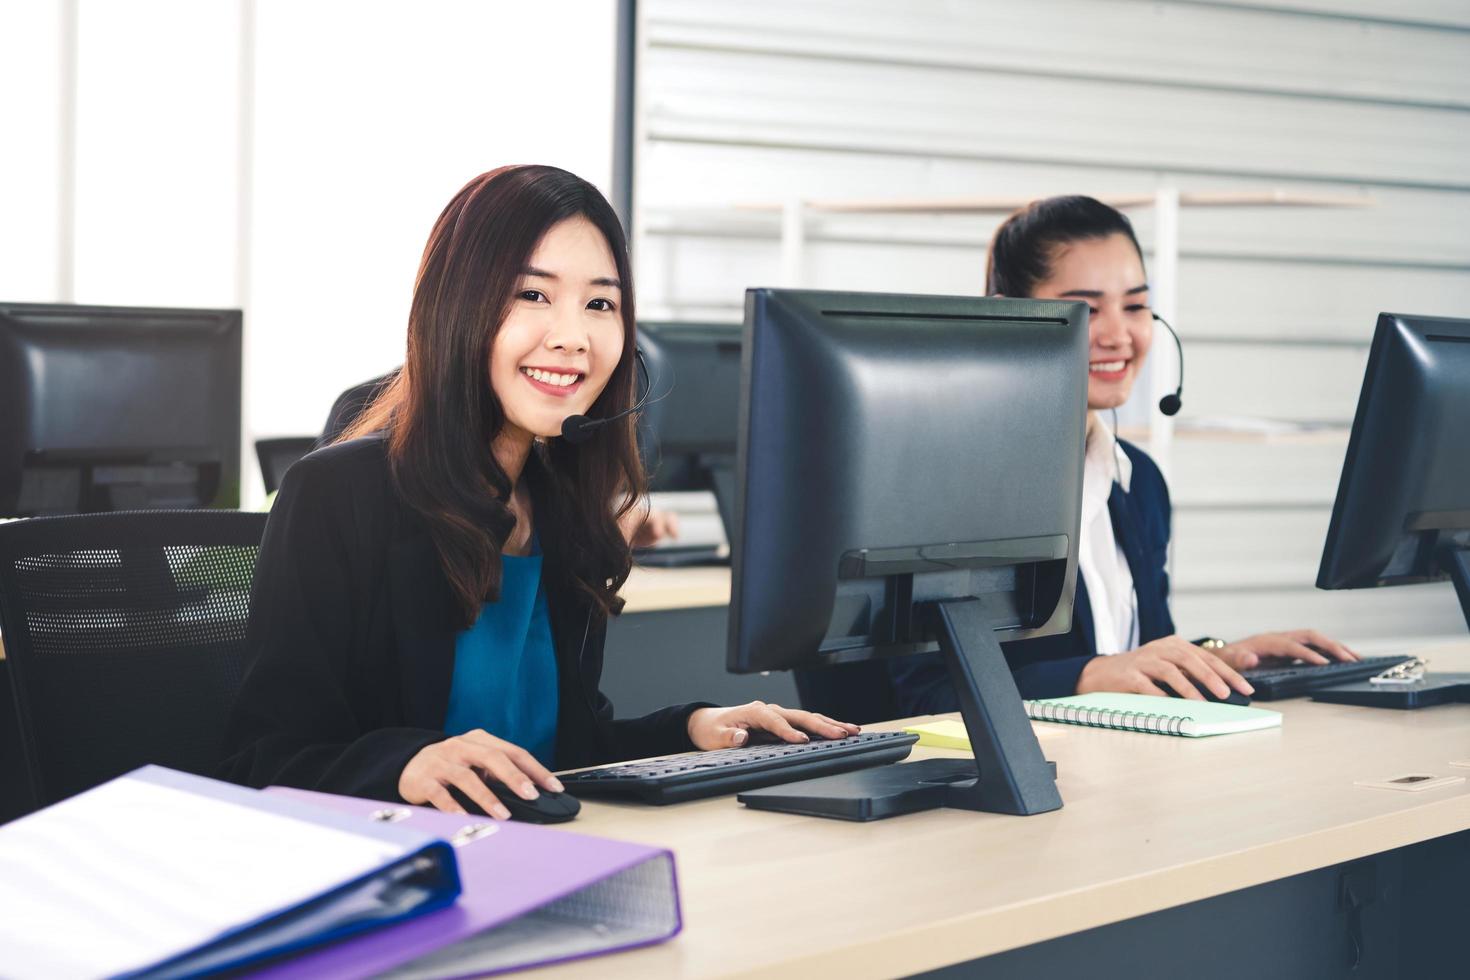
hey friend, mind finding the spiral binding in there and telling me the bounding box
[1026,700,1187,736]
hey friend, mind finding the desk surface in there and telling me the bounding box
[537,641,1470,979]
[620,565,731,614]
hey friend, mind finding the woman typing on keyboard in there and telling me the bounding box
[222,166,856,820]
[887,196,1358,711]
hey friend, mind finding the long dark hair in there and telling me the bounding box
[985,195,1146,297]
[342,165,643,627]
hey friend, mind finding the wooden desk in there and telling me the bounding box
[620,565,731,614]
[538,641,1470,979]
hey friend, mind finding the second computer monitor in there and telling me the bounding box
[1318,312,1470,628]
[636,321,742,464]
[0,302,242,517]
[636,321,743,538]
[729,289,1089,675]
[725,289,1089,819]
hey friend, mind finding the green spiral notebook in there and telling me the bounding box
[1023,692,1282,737]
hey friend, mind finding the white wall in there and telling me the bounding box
[631,0,1470,644]
[0,1,67,302]
[0,0,618,506]
[4,1,1466,643]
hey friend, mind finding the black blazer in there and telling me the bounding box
[221,436,708,801]
[886,439,1177,712]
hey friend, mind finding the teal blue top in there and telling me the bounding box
[442,545,559,768]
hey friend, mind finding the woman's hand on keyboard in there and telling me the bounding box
[687,701,860,750]
[1077,635,1251,700]
[1214,630,1359,670]
[398,729,564,819]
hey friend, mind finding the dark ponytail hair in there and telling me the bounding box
[985,196,1146,298]
[341,165,643,627]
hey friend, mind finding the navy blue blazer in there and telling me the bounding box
[885,439,1176,714]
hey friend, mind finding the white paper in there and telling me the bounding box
[0,776,401,979]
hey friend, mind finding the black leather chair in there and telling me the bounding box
[254,437,318,496]
[0,510,267,811]
[320,371,398,446]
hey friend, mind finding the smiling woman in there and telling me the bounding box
[338,166,643,619]
[492,217,627,474]
[885,195,1359,716]
[221,166,856,820]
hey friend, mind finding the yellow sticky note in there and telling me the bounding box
[904,719,1060,751]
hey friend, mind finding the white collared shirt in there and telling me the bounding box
[1077,418,1139,656]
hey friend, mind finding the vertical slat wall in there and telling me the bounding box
[633,0,1470,644]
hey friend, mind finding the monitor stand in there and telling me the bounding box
[737,596,1063,821]
[1446,545,1470,633]
[704,456,737,548]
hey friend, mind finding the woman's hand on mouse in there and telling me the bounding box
[1212,630,1359,671]
[687,701,860,750]
[399,729,563,819]
[1076,636,1252,700]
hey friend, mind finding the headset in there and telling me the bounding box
[1106,312,1185,482]
[559,348,655,444]
[1153,312,1184,417]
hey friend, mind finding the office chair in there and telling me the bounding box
[0,510,268,811]
[255,436,317,495]
[320,371,398,446]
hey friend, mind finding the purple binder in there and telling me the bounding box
[250,788,682,980]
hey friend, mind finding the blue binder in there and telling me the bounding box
[0,766,461,979]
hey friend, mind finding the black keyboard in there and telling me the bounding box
[1242,655,1412,700]
[632,546,728,568]
[560,731,918,805]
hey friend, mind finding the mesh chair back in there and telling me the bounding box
[0,510,267,808]
[255,436,317,495]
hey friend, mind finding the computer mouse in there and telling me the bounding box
[1162,679,1251,707]
[448,779,581,824]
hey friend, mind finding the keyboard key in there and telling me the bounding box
[561,731,920,805]
[1242,656,1410,700]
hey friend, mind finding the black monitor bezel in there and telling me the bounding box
[1317,312,1470,592]
[726,288,1089,676]
[0,301,243,515]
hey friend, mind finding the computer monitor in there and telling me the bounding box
[635,321,742,523]
[0,302,242,516]
[728,288,1089,818]
[1318,313,1470,630]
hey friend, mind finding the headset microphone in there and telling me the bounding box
[1153,312,1184,417]
[560,348,653,445]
